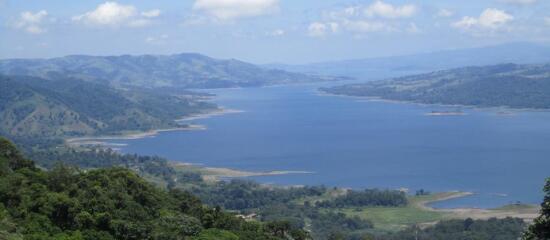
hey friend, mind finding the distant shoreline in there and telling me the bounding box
[415,191,540,222]
[318,90,550,113]
[65,107,242,147]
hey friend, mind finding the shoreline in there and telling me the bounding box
[177,108,244,122]
[171,162,313,182]
[65,125,206,147]
[318,90,550,113]
[66,107,242,147]
[414,191,541,222]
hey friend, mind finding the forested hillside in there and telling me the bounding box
[0,137,310,240]
[0,75,215,142]
[322,63,550,109]
[0,54,335,89]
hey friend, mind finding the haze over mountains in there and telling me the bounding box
[0,53,335,89]
[268,43,550,80]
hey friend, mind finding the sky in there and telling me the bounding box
[1,0,550,64]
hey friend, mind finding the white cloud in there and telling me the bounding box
[436,9,453,18]
[193,0,279,21]
[545,17,550,26]
[308,22,328,37]
[14,10,49,34]
[342,20,388,33]
[310,1,418,37]
[364,1,417,19]
[141,9,161,18]
[308,22,338,37]
[73,2,159,27]
[452,8,513,31]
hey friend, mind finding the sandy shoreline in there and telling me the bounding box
[171,162,313,182]
[66,108,242,147]
[65,125,206,147]
[177,108,244,122]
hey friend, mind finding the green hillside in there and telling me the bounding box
[322,63,550,109]
[0,137,309,240]
[0,75,216,140]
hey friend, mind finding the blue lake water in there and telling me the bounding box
[109,83,550,209]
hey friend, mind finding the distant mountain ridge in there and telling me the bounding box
[322,63,550,109]
[267,42,550,80]
[0,53,334,89]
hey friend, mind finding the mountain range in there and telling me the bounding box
[0,53,336,89]
[268,42,550,80]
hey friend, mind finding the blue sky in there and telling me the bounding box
[1,0,549,64]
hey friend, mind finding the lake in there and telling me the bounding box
[108,83,550,209]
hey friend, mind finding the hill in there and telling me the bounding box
[0,75,216,141]
[0,137,309,240]
[268,42,550,80]
[321,63,550,109]
[0,54,335,89]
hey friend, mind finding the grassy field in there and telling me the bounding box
[334,192,540,232]
[169,163,540,233]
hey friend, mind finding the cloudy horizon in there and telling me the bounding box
[1,0,550,64]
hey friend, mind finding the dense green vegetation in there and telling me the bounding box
[0,54,334,89]
[257,202,374,240]
[523,178,550,240]
[315,190,407,208]
[374,217,526,240]
[0,75,216,143]
[0,137,310,240]
[191,180,326,210]
[322,63,550,109]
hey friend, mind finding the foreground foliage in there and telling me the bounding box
[373,217,526,240]
[0,137,308,240]
[523,178,550,240]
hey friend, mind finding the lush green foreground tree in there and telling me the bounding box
[524,178,550,240]
[0,137,308,240]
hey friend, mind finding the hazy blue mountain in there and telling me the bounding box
[0,53,335,89]
[322,63,550,109]
[268,42,550,80]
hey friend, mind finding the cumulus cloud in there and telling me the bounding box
[452,8,513,31]
[364,0,417,19]
[308,22,339,37]
[141,9,161,18]
[309,1,418,37]
[342,20,388,33]
[73,2,160,27]
[14,10,49,34]
[193,0,279,21]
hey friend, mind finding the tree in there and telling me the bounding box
[524,178,550,240]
